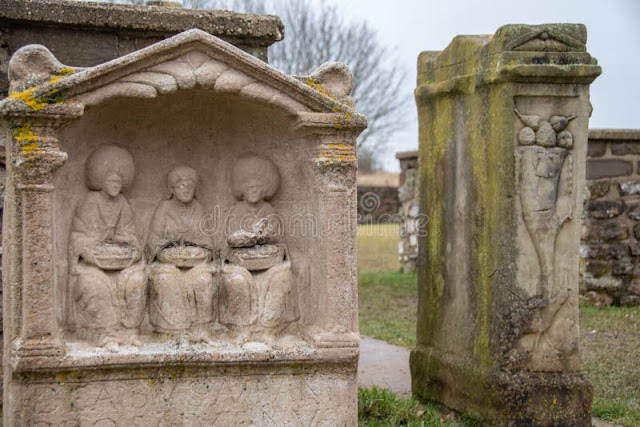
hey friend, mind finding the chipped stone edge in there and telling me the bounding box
[0,29,367,133]
[0,0,284,46]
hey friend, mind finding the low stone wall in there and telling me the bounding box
[357,186,401,224]
[582,129,640,306]
[396,130,640,304]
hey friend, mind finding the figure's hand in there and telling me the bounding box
[211,264,221,275]
[131,247,142,263]
[125,248,140,268]
[81,247,98,266]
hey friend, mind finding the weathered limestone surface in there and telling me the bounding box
[0,0,284,405]
[0,29,365,424]
[410,24,600,425]
[0,0,285,97]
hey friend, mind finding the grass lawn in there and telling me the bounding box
[357,223,401,272]
[358,386,476,426]
[580,305,640,425]
[357,224,640,426]
[359,270,417,349]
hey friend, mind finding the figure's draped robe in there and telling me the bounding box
[146,198,215,333]
[220,201,297,332]
[68,191,146,340]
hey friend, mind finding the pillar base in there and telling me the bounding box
[13,338,63,358]
[410,345,593,426]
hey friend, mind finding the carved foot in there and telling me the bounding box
[191,326,213,344]
[233,331,249,346]
[125,332,143,347]
[242,341,270,351]
[251,330,275,346]
[103,341,120,353]
[98,333,121,352]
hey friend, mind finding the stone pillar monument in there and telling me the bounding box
[410,24,601,425]
[1,30,365,425]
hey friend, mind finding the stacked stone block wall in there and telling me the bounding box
[582,129,640,306]
[396,151,419,272]
[356,185,401,224]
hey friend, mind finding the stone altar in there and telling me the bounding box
[410,24,601,425]
[0,29,365,425]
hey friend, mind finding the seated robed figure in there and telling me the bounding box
[220,153,293,343]
[68,145,146,349]
[146,166,217,343]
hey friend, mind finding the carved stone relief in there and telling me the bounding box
[66,152,299,350]
[67,145,146,350]
[2,28,365,426]
[220,153,296,346]
[514,108,577,369]
[146,166,217,343]
[18,370,354,426]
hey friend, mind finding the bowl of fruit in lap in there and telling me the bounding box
[93,242,136,270]
[229,244,284,271]
[158,243,208,267]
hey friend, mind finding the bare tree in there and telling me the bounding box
[356,146,382,173]
[187,0,408,153]
[100,0,409,153]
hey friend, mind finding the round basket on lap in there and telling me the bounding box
[158,245,207,268]
[229,244,284,271]
[93,243,134,270]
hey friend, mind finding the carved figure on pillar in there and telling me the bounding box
[516,109,577,368]
[68,145,146,350]
[516,109,575,298]
[146,166,217,343]
[220,153,294,344]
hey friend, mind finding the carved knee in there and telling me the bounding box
[220,269,254,326]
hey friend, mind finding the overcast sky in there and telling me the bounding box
[87,0,639,172]
[335,0,640,171]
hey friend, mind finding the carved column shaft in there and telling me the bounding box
[297,118,360,346]
[11,120,68,355]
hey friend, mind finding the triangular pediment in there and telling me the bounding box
[505,24,587,52]
[1,29,361,119]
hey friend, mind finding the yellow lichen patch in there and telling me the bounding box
[318,142,356,164]
[9,68,73,110]
[8,87,48,111]
[58,67,75,76]
[48,76,62,85]
[332,111,355,130]
[13,124,40,143]
[47,67,76,85]
[21,142,41,154]
[305,76,337,99]
[13,124,44,154]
